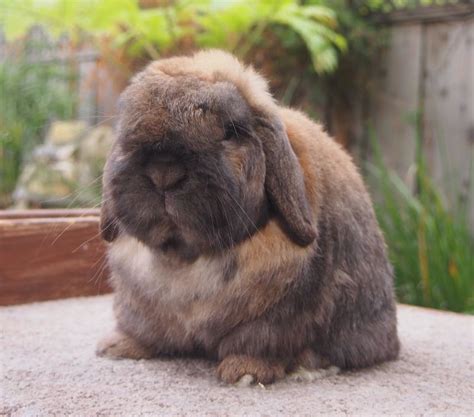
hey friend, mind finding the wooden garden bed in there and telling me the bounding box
[0,209,111,306]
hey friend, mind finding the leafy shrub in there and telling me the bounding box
[1,0,347,74]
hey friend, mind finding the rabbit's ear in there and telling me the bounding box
[100,198,119,242]
[258,115,317,246]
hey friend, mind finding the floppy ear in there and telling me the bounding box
[258,115,317,246]
[100,159,119,243]
[100,197,119,242]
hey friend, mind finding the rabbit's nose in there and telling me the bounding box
[146,153,187,191]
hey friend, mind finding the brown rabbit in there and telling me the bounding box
[97,50,400,384]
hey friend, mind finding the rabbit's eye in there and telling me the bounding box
[223,123,245,141]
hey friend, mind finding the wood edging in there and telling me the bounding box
[0,209,111,306]
[0,208,100,219]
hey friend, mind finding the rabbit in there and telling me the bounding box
[96,50,400,385]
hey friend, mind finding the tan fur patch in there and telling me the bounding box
[96,330,154,360]
[147,50,278,117]
[109,235,227,308]
[109,230,311,336]
[224,143,246,176]
[237,220,312,278]
[279,107,366,195]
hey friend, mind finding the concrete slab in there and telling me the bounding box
[1,295,473,417]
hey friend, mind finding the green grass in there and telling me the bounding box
[368,129,474,313]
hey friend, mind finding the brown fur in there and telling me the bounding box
[96,330,154,360]
[97,50,400,384]
[217,355,286,384]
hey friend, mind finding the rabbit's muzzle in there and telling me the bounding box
[145,152,187,191]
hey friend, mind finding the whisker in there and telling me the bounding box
[71,215,117,253]
[212,164,271,254]
[89,255,109,290]
[50,197,109,247]
[41,174,103,207]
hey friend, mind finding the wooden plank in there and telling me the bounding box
[0,215,111,305]
[423,19,474,228]
[0,208,100,219]
[369,23,422,183]
[374,4,474,24]
[95,55,125,126]
[77,47,99,124]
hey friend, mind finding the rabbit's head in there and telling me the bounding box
[101,50,316,258]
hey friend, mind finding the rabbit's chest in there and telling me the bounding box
[109,233,305,347]
[109,235,233,327]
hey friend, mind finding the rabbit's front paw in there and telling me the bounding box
[96,330,153,360]
[217,355,285,385]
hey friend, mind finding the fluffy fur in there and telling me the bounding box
[97,50,400,384]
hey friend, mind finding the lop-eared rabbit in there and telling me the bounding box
[97,50,399,384]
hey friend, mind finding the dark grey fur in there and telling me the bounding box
[97,52,400,384]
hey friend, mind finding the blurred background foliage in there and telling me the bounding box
[2,0,347,73]
[0,0,385,203]
[0,41,76,203]
[0,0,472,313]
[370,125,473,313]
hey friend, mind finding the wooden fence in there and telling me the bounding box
[361,5,473,228]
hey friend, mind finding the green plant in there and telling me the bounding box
[0,44,76,203]
[1,0,346,75]
[368,126,474,313]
